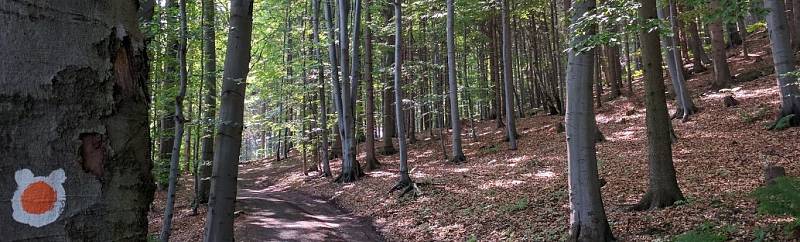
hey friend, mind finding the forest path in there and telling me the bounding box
[233,159,384,242]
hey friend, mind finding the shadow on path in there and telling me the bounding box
[234,162,384,242]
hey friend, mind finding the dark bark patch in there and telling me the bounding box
[79,133,105,177]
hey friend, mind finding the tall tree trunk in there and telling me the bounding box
[160,0,189,239]
[765,0,800,126]
[708,0,732,89]
[1,0,154,239]
[565,0,615,240]
[635,0,685,211]
[203,0,254,240]
[334,0,365,183]
[685,17,709,72]
[388,0,418,197]
[199,0,217,196]
[158,0,181,190]
[501,0,518,150]
[659,1,697,121]
[312,0,332,176]
[446,0,466,163]
[380,3,398,155]
[364,0,381,170]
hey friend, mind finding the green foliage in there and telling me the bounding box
[502,197,529,213]
[674,196,696,206]
[753,227,768,242]
[747,21,767,33]
[673,222,729,242]
[466,234,478,242]
[753,176,800,218]
[771,114,796,131]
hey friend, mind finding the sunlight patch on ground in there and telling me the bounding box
[478,179,526,190]
[608,126,644,141]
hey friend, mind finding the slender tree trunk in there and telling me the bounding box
[686,17,709,72]
[765,0,800,126]
[708,0,732,89]
[203,0,254,240]
[565,0,615,240]
[446,0,466,162]
[659,1,697,121]
[388,0,418,197]
[380,3,398,155]
[635,0,685,211]
[160,0,189,239]
[364,0,381,170]
[501,0,518,150]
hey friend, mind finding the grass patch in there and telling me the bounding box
[673,222,729,242]
[501,197,530,213]
[739,104,770,124]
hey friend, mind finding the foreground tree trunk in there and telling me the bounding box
[203,0,254,240]
[564,0,615,240]
[635,0,685,211]
[446,0,466,163]
[765,0,800,126]
[0,0,154,239]
[708,0,732,89]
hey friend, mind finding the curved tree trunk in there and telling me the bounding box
[635,0,685,211]
[1,0,154,240]
[203,0,254,240]
[564,0,615,240]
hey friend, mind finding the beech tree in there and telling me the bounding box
[447,0,467,163]
[203,0,255,240]
[634,0,685,210]
[564,0,615,240]
[501,0,518,150]
[708,0,733,89]
[765,0,800,126]
[198,0,217,204]
[0,0,154,240]
[658,0,697,121]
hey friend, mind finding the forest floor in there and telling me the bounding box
[148,29,800,241]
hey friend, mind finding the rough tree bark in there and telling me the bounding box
[203,0,254,240]
[635,0,685,211]
[765,0,800,126]
[1,0,154,240]
[564,0,615,240]
[446,0,467,163]
[380,3,398,156]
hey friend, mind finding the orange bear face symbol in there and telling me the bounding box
[11,169,66,228]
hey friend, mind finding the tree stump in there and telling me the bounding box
[764,165,786,185]
[723,95,739,107]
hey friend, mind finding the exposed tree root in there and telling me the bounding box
[671,105,699,122]
[334,160,365,183]
[449,153,466,164]
[365,157,381,171]
[630,190,684,211]
[388,175,421,198]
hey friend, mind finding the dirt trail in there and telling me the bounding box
[234,161,384,242]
